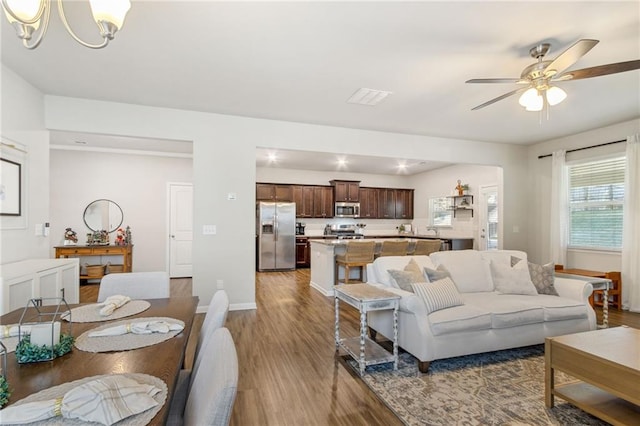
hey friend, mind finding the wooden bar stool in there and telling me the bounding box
[335,241,376,285]
[377,240,410,258]
[411,239,442,256]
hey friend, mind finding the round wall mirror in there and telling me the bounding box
[83,199,123,232]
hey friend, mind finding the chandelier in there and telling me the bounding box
[2,0,131,49]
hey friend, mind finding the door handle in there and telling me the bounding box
[170,235,175,238]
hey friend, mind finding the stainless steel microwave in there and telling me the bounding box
[335,202,360,218]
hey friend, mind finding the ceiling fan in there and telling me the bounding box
[466,39,640,111]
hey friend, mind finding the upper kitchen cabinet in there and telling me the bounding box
[256,183,293,201]
[292,185,314,218]
[394,189,414,219]
[359,187,379,218]
[330,180,360,202]
[313,186,334,218]
[377,188,396,218]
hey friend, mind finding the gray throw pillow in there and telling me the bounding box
[387,259,425,292]
[511,256,559,296]
[423,264,451,283]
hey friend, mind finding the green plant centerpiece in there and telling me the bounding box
[0,341,9,408]
[15,333,74,364]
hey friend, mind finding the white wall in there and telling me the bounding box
[526,118,640,267]
[408,164,501,244]
[0,65,51,264]
[43,95,530,310]
[49,149,192,271]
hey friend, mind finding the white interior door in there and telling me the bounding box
[478,185,499,250]
[168,183,193,277]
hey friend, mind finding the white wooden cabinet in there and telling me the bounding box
[0,259,79,315]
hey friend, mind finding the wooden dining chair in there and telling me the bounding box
[97,271,170,302]
[167,327,239,426]
[335,241,376,285]
[377,240,410,257]
[411,239,442,256]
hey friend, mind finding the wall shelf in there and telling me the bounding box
[447,195,474,218]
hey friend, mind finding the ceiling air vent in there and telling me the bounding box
[347,88,392,106]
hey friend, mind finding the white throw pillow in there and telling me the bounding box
[490,259,537,295]
[412,277,464,314]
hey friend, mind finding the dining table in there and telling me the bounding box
[0,296,199,425]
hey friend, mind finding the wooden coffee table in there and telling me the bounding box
[545,326,640,425]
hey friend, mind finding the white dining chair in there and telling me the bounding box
[167,327,239,426]
[97,271,170,302]
[196,290,230,358]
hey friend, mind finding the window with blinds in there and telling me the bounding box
[568,156,625,250]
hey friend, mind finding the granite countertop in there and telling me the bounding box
[305,234,473,242]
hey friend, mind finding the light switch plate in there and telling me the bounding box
[203,225,217,235]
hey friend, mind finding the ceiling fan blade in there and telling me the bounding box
[544,39,599,77]
[466,78,524,84]
[554,59,640,81]
[471,87,528,110]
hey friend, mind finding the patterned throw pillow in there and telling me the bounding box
[387,259,425,292]
[412,277,464,314]
[423,264,451,283]
[511,256,559,296]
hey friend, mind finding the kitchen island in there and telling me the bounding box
[309,236,473,296]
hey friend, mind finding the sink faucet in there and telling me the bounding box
[426,226,440,237]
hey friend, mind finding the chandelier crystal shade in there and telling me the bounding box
[2,0,131,49]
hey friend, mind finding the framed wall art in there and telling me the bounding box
[0,157,22,216]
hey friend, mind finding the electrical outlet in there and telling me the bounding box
[216,279,224,289]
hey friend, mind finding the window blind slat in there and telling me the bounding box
[568,157,625,250]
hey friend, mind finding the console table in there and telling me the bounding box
[334,283,399,374]
[55,245,133,281]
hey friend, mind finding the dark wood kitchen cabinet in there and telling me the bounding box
[292,185,314,218]
[359,187,379,218]
[256,183,293,201]
[330,180,360,202]
[378,188,396,218]
[313,186,334,218]
[296,237,310,268]
[394,189,414,219]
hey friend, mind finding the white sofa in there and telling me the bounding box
[365,250,597,372]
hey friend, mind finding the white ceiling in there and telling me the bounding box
[3,1,639,174]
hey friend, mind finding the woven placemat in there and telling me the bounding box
[4,373,167,426]
[63,300,151,323]
[74,317,185,353]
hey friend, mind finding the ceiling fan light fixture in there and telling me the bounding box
[518,87,540,107]
[546,86,567,106]
[1,0,131,49]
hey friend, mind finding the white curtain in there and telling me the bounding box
[622,134,640,312]
[550,150,568,266]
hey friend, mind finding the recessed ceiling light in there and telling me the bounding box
[347,88,392,106]
[267,153,278,163]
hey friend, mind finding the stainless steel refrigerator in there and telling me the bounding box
[257,202,296,271]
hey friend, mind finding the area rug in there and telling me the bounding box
[347,345,607,426]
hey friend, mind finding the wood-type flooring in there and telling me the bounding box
[80,270,640,425]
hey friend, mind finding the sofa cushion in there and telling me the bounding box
[481,250,528,266]
[428,304,492,336]
[463,293,544,328]
[535,295,588,321]
[490,259,538,295]
[372,255,435,288]
[429,250,494,293]
[412,278,464,314]
[388,259,425,292]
